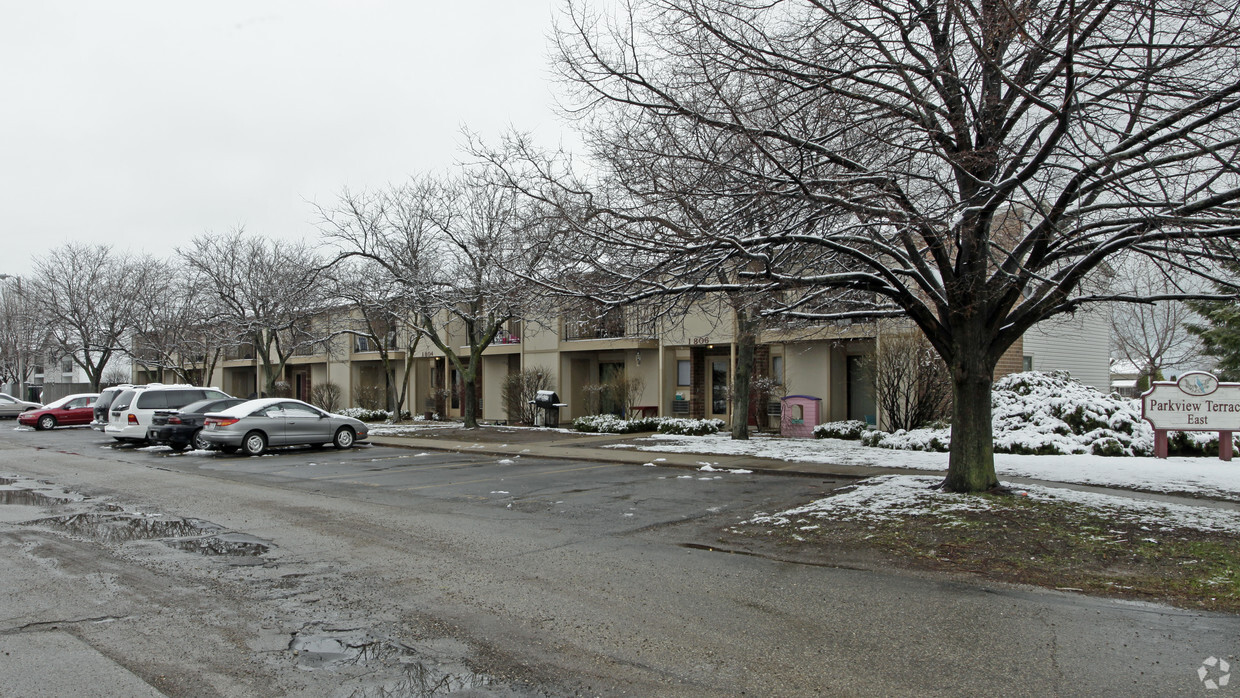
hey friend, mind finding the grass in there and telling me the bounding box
[728,493,1240,613]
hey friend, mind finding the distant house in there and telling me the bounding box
[1110,358,1141,398]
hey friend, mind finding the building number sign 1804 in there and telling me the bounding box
[1142,371,1239,460]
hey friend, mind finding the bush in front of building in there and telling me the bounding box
[656,418,726,436]
[572,415,662,433]
[339,407,412,423]
[812,420,869,440]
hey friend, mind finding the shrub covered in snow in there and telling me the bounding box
[812,420,868,440]
[572,415,662,433]
[339,407,413,423]
[859,371,1235,457]
[657,418,726,436]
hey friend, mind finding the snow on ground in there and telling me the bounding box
[618,433,1240,501]
[367,422,465,436]
[747,475,1240,534]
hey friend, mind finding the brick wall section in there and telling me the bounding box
[994,337,1024,380]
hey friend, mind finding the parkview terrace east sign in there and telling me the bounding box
[1142,371,1239,460]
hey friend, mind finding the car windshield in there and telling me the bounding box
[96,390,119,409]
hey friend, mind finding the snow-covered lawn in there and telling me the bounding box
[747,475,1240,534]
[614,432,1240,501]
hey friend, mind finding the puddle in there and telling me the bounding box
[35,513,272,559]
[38,513,223,543]
[0,489,70,507]
[164,533,270,557]
[290,633,503,696]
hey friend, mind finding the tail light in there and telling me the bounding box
[168,416,183,425]
[127,414,138,425]
[205,417,239,427]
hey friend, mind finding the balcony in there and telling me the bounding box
[563,306,657,341]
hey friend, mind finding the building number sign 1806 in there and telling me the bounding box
[1142,371,1239,460]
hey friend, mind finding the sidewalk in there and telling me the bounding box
[368,430,1240,511]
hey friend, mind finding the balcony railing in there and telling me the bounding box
[563,306,657,341]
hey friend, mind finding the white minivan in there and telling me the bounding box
[104,384,231,443]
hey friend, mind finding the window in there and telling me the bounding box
[677,360,691,386]
[1023,355,1034,372]
[354,335,374,353]
[772,356,784,385]
[61,358,73,375]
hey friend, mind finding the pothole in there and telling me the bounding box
[0,488,71,507]
[164,532,271,557]
[289,632,512,696]
[35,513,274,559]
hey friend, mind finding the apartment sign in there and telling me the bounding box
[1142,372,1239,461]
[1142,372,1240,431]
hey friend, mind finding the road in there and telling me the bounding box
[0,423,1234,696]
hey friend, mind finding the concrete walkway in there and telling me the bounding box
[369,430,1240,511]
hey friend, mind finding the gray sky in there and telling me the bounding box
[0,1,566,274]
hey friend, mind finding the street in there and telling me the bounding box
[0,424,1234,696]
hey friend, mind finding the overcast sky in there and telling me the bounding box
[0,1,568,275]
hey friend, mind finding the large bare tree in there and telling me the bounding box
[31,244,151,391]
[321,170,546,429]
[540,0,1240,491]
[180,230,329,397]
[0,276,46,396]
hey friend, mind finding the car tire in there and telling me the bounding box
[191,429,211,451]
[242,431,267,456]
[37,415,56,431]
[333,427,355,449]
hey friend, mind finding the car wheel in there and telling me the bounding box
[242,431,267,456]
[191,429,211,451]
[37,415,57,430]
[333,427,355,449]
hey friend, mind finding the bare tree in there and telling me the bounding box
[180,229,330,397]
[533,0,1240,492]
[865,326,953,432]
[1109,257,1203,386]
[128,259,236,385]
[323,243,422,416]
[0,276,46,396]
[30,244,150,391]
[321,168,547,429]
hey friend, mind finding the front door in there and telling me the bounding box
[708,358,730,422]
[847,355,876,425]
[599,362,624,416]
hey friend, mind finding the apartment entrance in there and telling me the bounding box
[846,354,876,425]
[707,357,730,422]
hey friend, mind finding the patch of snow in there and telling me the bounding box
[746,475,1240,534]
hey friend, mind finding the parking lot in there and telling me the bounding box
[1,420,1235,696]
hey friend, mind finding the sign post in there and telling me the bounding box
[1141,371,1240,461]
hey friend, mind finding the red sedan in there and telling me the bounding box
[19,393,100,430]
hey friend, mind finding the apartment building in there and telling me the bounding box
[150,297,1098,431]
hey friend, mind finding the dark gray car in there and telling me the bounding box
[200,398,369,456]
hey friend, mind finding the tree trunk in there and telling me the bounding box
[943,360,1000,493]
[462,373,479,428]
[730,309,758,440]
